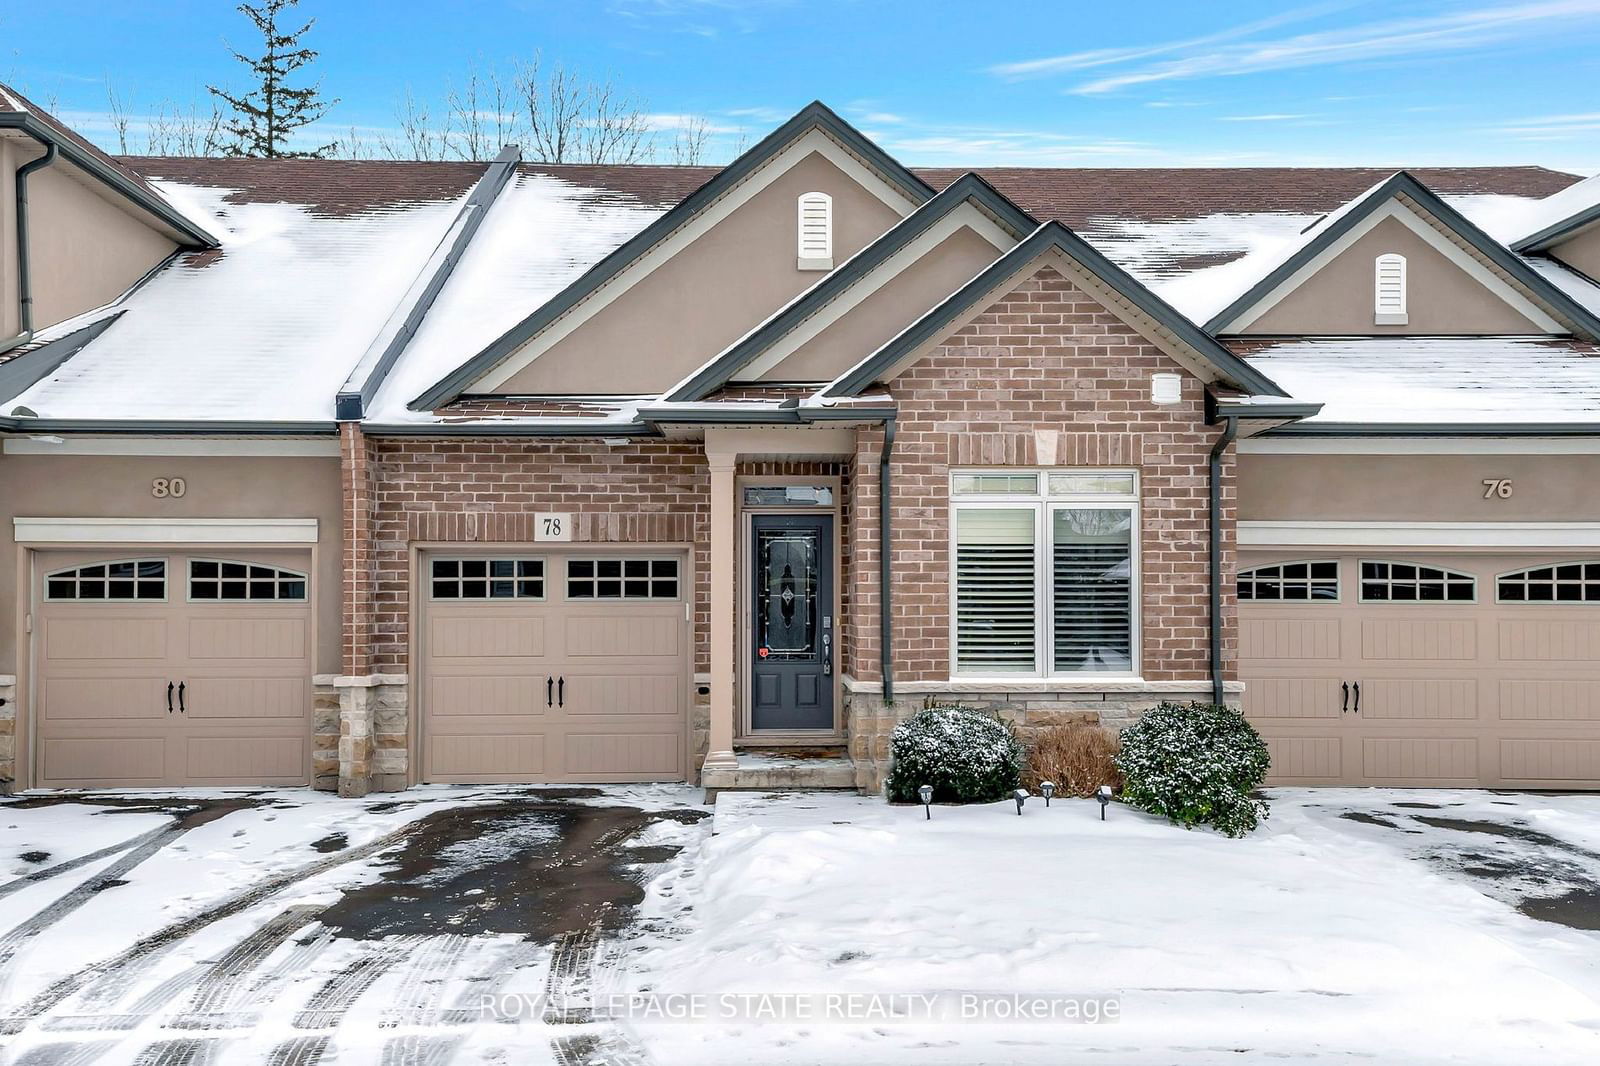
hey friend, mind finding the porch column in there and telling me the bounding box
[704,452,739,770]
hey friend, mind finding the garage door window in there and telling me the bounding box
[189,560,308,601]
[431,558,545,600]
[1237,561,1339,602]
[1498,562,1600,603]
[45,559,166,601]
[567,558,679,599]
[1360,560,1475,603]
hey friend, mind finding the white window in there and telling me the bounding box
[1374,253,1407,325]
[430,558,545,600]
[566,557,680,600]
[45,559,166,601]
[1237,560,1339,602]
[951,470,1139,677]
[1497,562,1600,603]
[189,560,307,601]
[797,191,833,270]
[1359,560,1475,603]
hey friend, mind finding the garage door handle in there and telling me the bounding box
[1352,682,1360,714]
[178,681,186,714]
[558,677,564,708]
[167,682,175,714]
[1341,681,1349,713]
[547,676,554,707]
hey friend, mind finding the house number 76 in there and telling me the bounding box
[1482,478,1514,500]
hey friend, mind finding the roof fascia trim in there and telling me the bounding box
[822,221,1289,399]
[0,312,124,407]
[0,418,338,435]
[407,102,936,413]
[0,113,219,247]
[360,421,660,438]
[663,172,1037,402]
[1262,420,1600,438]
[338,147,519,420]
[1513,202,1600,253]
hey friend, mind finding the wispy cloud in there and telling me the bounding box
[990,0,1600,95]
[1218,113,1314,122]
[1486,110,1600,140]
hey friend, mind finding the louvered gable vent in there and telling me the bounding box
[1374,253,1407,325]
[797,191,833,270]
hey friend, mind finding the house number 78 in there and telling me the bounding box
[1482,478,1513,500]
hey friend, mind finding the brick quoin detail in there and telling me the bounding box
[368,439,712,673]
[848,263,1236,684]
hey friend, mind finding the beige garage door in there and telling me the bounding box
[1240,553,1600,788]
[421,552,688,784]
[34,550,313,788]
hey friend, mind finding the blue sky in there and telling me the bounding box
[5,0,1600,171]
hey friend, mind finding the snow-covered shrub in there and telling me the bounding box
[1115,702,1270,837]
[1022,724,1122,797]
[885,706,1023,804]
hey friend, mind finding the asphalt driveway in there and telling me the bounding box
[0,785,709,1065]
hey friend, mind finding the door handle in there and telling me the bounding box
[557,677,564,708]
[822,634,832,677]
[178,682,186,714]
[1341,681,1349,713]
[167,682,175,714]
[547,676,554,708]
[1352,682,1360,714]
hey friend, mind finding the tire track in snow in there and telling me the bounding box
[1,821,419,1035]
[378,933,470,1029]
[167,904,324,1030]
[263,1034,329,1066]
[377,1034,465,1066]
[0,825,174,902]
[129,1037,228,1065]
[292,939,420,1031]
[9,1040,121,1066]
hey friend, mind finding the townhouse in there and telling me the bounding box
[3,86,1599,796]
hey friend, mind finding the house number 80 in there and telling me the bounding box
[1482,478,1513,500]
[152,477,187,499]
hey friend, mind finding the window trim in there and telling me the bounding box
[427,556,548,601]
[43,557,169,603]
[186,558,309,603]
[1494,560,1600,604]
[1236,559,1342,604]
[949,469,1141,680]
[1357,558,1478,605]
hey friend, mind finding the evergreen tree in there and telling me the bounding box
[208,0,337,158]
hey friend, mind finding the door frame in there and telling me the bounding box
[736,475,844,744]
[19,540,320,791]
[408,540,697,786]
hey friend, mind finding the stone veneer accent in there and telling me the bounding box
[844,682,1243,794]
[0,674,15,792]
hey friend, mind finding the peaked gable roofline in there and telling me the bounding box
[663,171,1038,403]
[821,220,1289,400]
[0,97,217,248]
[1513,202,1600,253]
[1204,171,1600,339]
[407,101,937,413]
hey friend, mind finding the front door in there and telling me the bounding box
[750,514,834,731]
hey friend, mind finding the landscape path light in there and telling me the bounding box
[1041,781,1056,807]
[919,784,933,820]
[1013,788,1028,815]
[1096,784,1114,821]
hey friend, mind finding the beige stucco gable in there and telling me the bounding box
[1241,214,1545,336]
[1550,227,1600,281]
[490,149,907,396]
[1,139,178,336]
[755,222,1009,384]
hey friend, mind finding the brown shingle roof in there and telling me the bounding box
[116,154,1581,225]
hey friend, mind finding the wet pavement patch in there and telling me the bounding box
[1519,889,1600,931]
[0,794,278,830]
[314,798,708,942]
[1413,816,1600,863]
[1339,811,1404,829]
[19,850,49,864]
[310,833,347,854]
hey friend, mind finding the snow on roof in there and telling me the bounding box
[9,181,465,422]
[1525,255,1600,315]
[1241,337,1600,424]
[366,169,666,424]
[1508,173,1600,247]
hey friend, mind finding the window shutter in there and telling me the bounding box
[1051,509,1133,672]
[797,191,832,267]
[955,508,1036,673]
[1374,253,1407,324]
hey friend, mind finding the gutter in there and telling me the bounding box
[879,417,897,703]
[0,417,336,435]
[0,135,58,353]
[1208,415,1238,707]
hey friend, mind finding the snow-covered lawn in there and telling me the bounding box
[619,789,1600,1065]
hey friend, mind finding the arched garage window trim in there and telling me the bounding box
[1358,560,1476,603]
[44,559,167,602]
[1496,561,1600,603]
[1236,560,1340,602]
[188,559,309,602]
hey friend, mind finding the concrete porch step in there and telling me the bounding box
[702,747,858,797]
